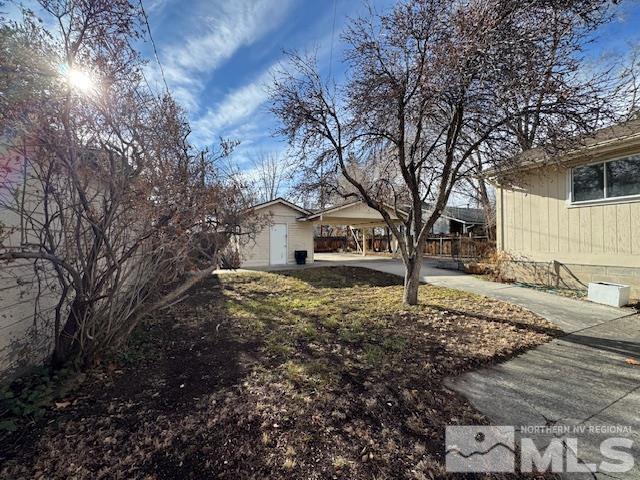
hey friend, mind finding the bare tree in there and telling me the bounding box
[271,0,615,305]
[455,153,497,240]
[250,151,292,202]
[460,2,628,237]
[0,2,255,367]
[620,44,640,119]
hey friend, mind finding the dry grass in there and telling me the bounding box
[1,267,560,479]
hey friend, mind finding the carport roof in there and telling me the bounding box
[300,200,405,226]
[248,198,484,228]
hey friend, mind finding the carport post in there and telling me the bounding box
[349,226,361,253]
[362,228,367,256]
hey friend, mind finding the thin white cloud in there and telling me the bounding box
[145,0,170,13]
[188,26,340,152]
[150,0,294,113]
[190,65,281,144]
[189,26,339,147]
[144,0,344,161]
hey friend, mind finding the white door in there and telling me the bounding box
[269,224,287,265]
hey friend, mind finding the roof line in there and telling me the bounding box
[250,197,312,215]
[485,120,640,178]
[302,200,361,220]
[440,215,473,224]
[302,200,407,221]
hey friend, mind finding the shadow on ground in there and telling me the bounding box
[1,267,561,480]
[280,265,404,288]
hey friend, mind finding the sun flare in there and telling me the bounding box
[64,67,97,94]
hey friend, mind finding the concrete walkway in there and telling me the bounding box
[315,252,634,330]
[313,254,640,478]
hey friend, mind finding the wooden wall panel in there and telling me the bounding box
[631,203,640,255]
[579,207,591,253]
[616,204,632,255]
[515,189,524,253]
[590,206,604,254]
[539,173,550,252]
[527,176,543,252]
[603,204,618,254]
[509,189,516,250]
[499,165,640,267]
[548,172,559,253]
[568,202,581,254]
[524,188,530,254]
[557,174,569,253]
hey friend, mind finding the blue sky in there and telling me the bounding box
[138,0,397,168]
[6,0,640,171]
[138,0,640,170]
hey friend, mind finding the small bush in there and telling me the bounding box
[483,251,516,283]
[0,366,82,432]
[219,245,242,269]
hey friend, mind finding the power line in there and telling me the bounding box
[139,0,170,96]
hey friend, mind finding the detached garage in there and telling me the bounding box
[238,198,315,267]
[237,198,404,268]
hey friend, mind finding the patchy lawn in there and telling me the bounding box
[1,267,561,479]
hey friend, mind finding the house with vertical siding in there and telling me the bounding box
[490,120,640,299]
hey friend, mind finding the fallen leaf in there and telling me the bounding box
[55,401,71,409]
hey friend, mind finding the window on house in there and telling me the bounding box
[571,154,640,203]
[606,155,640,198]
[572,163,604,201]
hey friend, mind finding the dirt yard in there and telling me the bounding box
[1,267,561,479]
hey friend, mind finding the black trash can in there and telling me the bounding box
[294,250,307,265]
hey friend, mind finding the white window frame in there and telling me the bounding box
[568,153,640,207]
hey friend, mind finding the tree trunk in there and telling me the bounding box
[477,180,495,241]
[52,299,84,367]
[403,255,422,305]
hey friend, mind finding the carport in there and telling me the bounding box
[300,201,404,256]
[238,199,406,268]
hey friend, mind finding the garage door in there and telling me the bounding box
[269,224,287,265]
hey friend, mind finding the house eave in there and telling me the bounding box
[249,197,312,216]
[485,123,640,182]
[300,201,408,222]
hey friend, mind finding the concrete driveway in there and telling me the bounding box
[314,253,640,478]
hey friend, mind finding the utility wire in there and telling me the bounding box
[139,0,170,96]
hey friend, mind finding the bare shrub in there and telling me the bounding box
[0,3,258,367]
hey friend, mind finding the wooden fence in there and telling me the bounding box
[315,234,495,260]
[424,235,495,259]
[314,236,352,252]
[315,236,396,253]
